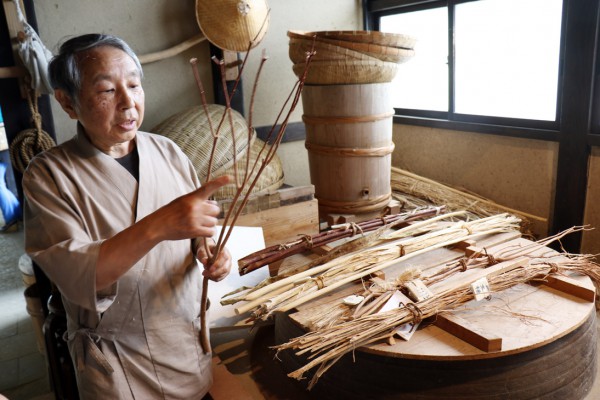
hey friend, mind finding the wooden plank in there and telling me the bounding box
[543,274,596,302]
[218,184,314,218]
[222,199,319,247]
[435,313,502,352]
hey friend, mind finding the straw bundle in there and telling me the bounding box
[232,212,521,319]
[152,104,252,184]
[391,166,546,234]
[275,228,598,388]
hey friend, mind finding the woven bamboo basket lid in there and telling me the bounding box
[293,59,399,85]
[288,31,415,64]
[309,30,417,49]
[288,37,380,64]
[213,137,284,200]
[152,104,253,183]
[195,0,270,52]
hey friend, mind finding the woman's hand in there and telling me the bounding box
[196,239,232,282]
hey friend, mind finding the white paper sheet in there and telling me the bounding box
[201,225,269,330]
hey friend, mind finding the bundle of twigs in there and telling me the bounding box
[189,39,316,353]
[230,212,521,319]
[390,166,545,233]
[238,206,445,275]
[274,227,596,389]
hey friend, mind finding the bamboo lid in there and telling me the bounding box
[195,0,270,52]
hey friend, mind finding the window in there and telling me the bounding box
[373,0,564,130]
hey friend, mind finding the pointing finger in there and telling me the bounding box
[195,175,232,200]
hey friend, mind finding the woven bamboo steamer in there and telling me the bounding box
[288,30,415,64]
[309,30,417,50]
[195,0,270,51]
[214,138,284,200]
[288,37,380,64]
[293,59,399,85]
[152,104,253,183]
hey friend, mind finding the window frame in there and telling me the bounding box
[364,0,565,141]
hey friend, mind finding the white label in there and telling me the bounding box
[405,279,433,302]
[343,295,364,306]
[471,277,491,301]
[378,290,420,341]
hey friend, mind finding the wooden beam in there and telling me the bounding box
[138,34,206,65]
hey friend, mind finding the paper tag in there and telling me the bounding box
[405,279,433,302]
[393,320,420,341]
[471,277,491,301]
[343,295,364,306]
[378,290,420,341]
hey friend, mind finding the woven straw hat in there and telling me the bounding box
[152,104,254,183]
[213,138,284,200]
[196,0,270,52]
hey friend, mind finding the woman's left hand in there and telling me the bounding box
[196,239,232,282]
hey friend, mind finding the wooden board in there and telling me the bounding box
[286,235,595,361]
[221,198,319,247]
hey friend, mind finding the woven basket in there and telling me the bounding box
[152,104,253,183]
[288,30,415,64]
[213,138,284,200]
[288,37,379,64]
[309,30,417,50]
[293,59,399,85]
[195,0,270,51]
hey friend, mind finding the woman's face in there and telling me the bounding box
[60,46,145,156]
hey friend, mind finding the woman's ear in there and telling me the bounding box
[54,89,78,120]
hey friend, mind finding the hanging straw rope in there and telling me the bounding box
[10,90,55,172]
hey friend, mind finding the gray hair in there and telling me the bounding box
[48,34,143,106]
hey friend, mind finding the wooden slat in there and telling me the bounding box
[218,184,314,218]
[435,313,502,352]
[543,274,596,302]
[221,198,319,247]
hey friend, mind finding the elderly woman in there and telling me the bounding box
[23,34,231,399]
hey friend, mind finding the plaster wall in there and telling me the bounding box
[32,0,362,188]
[240,0,362,186]
[33,0,212,144]
[392,124,558,237]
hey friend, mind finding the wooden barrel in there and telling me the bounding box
[302,83,395,216]
[273,306,597,400]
